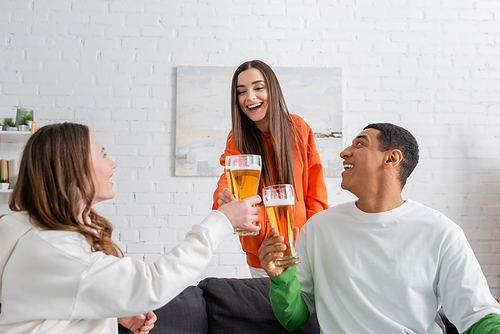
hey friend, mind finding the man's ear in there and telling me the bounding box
[384,149,403,169]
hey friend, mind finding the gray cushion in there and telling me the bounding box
[199,277,320,334]
[118,285,207,334]
[437,308,459,334]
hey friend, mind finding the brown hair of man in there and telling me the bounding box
[230,60,299,195]
[9,122,123,257]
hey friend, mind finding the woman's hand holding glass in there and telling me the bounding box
[217,188,235,207]
[218,155,237,207]
[218,195,261,234]
[222,154,262,236]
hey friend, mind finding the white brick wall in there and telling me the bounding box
[1,0,500,294]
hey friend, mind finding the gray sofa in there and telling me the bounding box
[118,276,458,334]
[118,276,319,334]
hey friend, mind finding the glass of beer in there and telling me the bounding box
[227,154,261,236]
[225,156,234,196]
[263,184,300,267]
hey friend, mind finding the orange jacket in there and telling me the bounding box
[212,114,329,268]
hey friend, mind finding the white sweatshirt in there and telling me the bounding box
[297,200,500,334]
[0,210,233,334]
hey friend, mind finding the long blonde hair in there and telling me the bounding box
[9,123,123,257]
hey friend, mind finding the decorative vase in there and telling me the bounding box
[15,108,34,128]
[18,124,29,132]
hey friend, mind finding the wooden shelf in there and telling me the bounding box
[0,132,29,196]
[0,131,31,143]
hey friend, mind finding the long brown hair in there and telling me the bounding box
[9,122,123,257]
[231,60,298,195]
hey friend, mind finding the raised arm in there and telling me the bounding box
[259,228,310,331]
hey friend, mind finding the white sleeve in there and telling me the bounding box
[438,228,500,333]
[71,210,233,319]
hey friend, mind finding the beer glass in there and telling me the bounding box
[225,156,234,196]
[263,184,300,267]
[227,154,261,236]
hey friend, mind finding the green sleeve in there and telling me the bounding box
[463,314,500,334]
[269,266,311,332]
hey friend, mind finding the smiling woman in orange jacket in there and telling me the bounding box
[212,60,329,277]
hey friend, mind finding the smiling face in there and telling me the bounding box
[90,134,117,205]
[236,68,270,132]
[340,128,388,197]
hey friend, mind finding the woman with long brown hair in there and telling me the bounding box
[0,122,260,334]
[212,60,329,277]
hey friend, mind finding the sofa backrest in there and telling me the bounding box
[198,277,320,334]
[118,276,459,334]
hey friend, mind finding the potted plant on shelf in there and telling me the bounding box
[18,114,33,132]
[2,118,16,131]
[15,107,34,128]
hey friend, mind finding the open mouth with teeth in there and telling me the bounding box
[343,164,354,170]
[247,102,263,110]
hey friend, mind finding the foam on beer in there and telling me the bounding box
[231,165,261,170]
[264,197,294,207]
